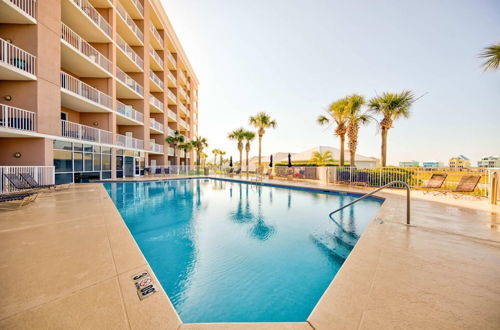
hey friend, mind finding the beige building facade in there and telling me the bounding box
[0,0,198,183]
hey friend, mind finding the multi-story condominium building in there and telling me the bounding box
[0,0,198,183]
[477,156,500,168]
[449,155,470,170]
[422,160,444,168]
[398,160,419,168]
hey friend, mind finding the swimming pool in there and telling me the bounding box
[104,178,382,323]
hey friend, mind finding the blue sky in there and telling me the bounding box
[162,0,500,165]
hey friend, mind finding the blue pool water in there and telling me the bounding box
[104,179,382,323]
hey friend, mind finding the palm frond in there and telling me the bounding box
[479,43,500,72]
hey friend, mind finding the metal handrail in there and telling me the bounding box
[329,180,411,225]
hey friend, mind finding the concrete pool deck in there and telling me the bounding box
[0,177,498,329]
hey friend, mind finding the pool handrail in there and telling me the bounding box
[329,180,411,225]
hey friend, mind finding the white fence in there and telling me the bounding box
[71,0,111,38]
[149,94,164,111]
[61,119,112,144]
[115,0,143,41]
[166,51,176,67]
[61,23,111,73]
[116,101,143,123]
[167,89,177,103]
[0,37,36,77]
[150,24,164,47]
[8,0,37,20]
[149,118,163,132]
[116,134,144,150]
[145,165,207,176]
[116,67,144,96]
[149,70,164,89]
[0,104,36,131]
[60,71,112,109]
[149,142,163,153]
[116,34,143,69]
[149,46,164,68]
[1,166,54,193]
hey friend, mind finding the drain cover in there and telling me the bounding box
[132,271,158,300]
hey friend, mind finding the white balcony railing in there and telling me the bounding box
[116,134,144,149]
[116,1,143,42]
[178,70,187,84]
[60,71,112,109]
[1,166,54,193]
[168,147,175,156]
[129,0,143,16]
[167,71,176,85]
[178,87,187,100]
[149,46,163,68]
[168,109,177,120]
[116,67,144,96]
[149,118,163,132]
[149,94,164,111]
[116,101,144,123]
[61,119,112,144]
[168,127,175,137]
[61,23,112,74]
[7,0,37,21]
[71,0,112,38]
[166,51,176,67]
[149,141,164,153]
[0,38,36,77]
[150,24,164,48]
[167,89,177,103]
[116,33,143,69]
[179,118,188,128]
[0,103,36,132]
[178,102,188,115]
[149,70,164,89]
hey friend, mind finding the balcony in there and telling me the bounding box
[115,0,143,46]
[116,33,143,72]
[149,46,163,71]
[178,102,189,117]
[167,127,175,137]
[116,133,144,150]
[0,104,36,136]
[120,0,143,19]
[149,141,163,153]
[167,109,176,121]
[178,70,187,85]
[167,71,176,87]
[115,100,143,125]
[149,71,163,92]
[149,94,163,113]
[0,38,36,80]
[178,87,187,102]
[0,0,36,24]
[60,72,113,112]
[149,118,163,134]
[150,24,164,50]
[167,89,176,105]
[61,23,112,77]
[166,51,176,70]
[61,119,112,144]
[167,147,175,156]
[178,118,189,130]
[116,67,143,99]
[62,0,112,43]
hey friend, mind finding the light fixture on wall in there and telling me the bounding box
[92,121,99,126]
[3,95,12,101]
[13,152,21,158]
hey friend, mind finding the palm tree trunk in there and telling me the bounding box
[245,150,249,174]
[184,150,187,166]
[239,147,243,170]
[258,134,263,167]
[381,128,388,167]
[350,149,356,168]
[173,147,177,166]
[340,134,345,166]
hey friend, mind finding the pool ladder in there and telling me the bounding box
[329,180,411,225]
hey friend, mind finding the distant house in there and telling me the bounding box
[245,146,379,171]
[399,160,419,168]
[477,156,500,168]
[423,160,444,168]
[449,155,470,169]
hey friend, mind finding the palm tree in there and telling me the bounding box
[212,149,221,165]
[191,136,208,166]
[165,130,185,165]
[179,140,193,166]
[310,151,334,165]
[200,152,208,167]
[219,150,226,167]
[243,131,255,173]
[368,91,415,167]
[479,43,500,72]
[249,112,277,168]
[317,99,350,166]
[228,128,246,170]
[345,95,369,167]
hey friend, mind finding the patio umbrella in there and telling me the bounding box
[269,155,273,167]
[287,153,292,168]
[229,156,233,168]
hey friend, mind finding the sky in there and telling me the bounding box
[161,0,500,165]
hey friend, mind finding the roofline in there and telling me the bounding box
[150,0,199,85]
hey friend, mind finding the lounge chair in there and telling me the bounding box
[163,168,170,175]
[20,173,56,190]
[450,175,482,198]
[154,168,162,176]
[3,173,34,191]
[353,172,369,186]
[419,173,447,194]
[337,171,351,184]
[0,191,38,209]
